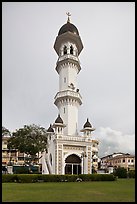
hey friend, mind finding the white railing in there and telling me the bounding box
[54,90,82,101]
[57,54,80,64]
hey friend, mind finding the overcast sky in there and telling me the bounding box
[2,2,135,157]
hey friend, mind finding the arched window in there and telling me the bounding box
[65,154,81,175]
[65,154,81,163]
[70,45,73,55]
[64,46,67,55]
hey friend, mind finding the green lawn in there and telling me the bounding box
[2,178,135,202]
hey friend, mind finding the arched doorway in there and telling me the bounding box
[65,154,81,175]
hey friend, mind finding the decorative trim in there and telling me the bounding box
[58,150,62,174]
[64,145,84,151]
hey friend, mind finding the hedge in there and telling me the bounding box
[78,174,116,181]
[2,173,116,183]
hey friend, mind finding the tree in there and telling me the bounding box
[7,124,48,164]
[2,126,11,137]
[113,166,127,178]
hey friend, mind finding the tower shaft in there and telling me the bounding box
[54,21,83,136]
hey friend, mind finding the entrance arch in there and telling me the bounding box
[65,154,81,175]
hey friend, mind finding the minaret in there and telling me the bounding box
[54,13,83,136]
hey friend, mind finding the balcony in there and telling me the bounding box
[54,90,82,105]
[57,54,80,64]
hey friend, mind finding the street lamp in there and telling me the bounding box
[81,152,87,174]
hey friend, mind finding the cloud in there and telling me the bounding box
[96,127,135,157]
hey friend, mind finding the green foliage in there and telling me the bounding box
[16,174,39,183]
[7,124,47,162]
[2,173,116,183]
[2,174,18,183]
[128,170,135,178]
[78,174,116,181]
[113,167,127,178]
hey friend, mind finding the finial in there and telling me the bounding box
[66,12,71,23]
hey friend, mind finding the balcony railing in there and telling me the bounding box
[57,54,80,64]
[54,90,82,101]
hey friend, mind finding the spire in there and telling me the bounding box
[55,114,63,124]
[83,118,92,128]
[80,118,95,133]
[66,12,71,23]
[47,124,54,133]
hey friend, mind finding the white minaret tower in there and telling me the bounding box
[54,13,83,136]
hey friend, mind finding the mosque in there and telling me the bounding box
[41,13,99,175]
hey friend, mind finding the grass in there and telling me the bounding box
[2,178,135,202]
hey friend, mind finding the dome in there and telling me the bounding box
[83,118,92,128]
[47,124,54,133]
[55,114,63,124]
[58,21,79,36]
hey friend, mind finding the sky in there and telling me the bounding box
[2,2,135,157]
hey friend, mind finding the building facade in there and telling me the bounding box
[2,134,40,174]
[41,15,99,175]
[2,135,26,167]
[100,152,135,171]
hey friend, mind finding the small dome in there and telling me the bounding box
[58,21,79,36]
[55,114,63,124]
[47,124,54,133]
[83,118,92,128]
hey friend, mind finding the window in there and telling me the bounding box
[123,159,125,163]
[64,107,65,113]
[50,154,52,165]
[70,45,73,54]
[64,46,67,55]
[64,77,66,83]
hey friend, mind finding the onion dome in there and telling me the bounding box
[80,118,95,133]
[83,118,92,128]
[47,124,54,133]
[58,21,79,36]
[55,114,63,124]
[58,13,79,36]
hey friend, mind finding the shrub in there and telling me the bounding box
[16,174,38,183]
[113,167,127,178]
[2,174,18,183]
[78,174,116,181]
[2,173,116,183]
[128,170,135,178]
